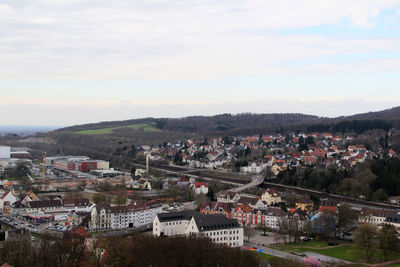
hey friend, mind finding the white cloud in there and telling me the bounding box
[0,0,399,80]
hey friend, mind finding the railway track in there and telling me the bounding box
[263,182,400,210]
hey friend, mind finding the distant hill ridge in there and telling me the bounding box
[57,106,400,135]
[58,113,323,134]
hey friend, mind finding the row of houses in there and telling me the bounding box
[137,131,391,175]
[200,198,308,230]
[358,207,400,231]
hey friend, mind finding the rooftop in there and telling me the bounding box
[157,210,240,232]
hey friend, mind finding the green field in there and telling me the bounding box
[277,242,400,264]
[250,252,278,261]
[75,123,159,135]
[125,123,159,132]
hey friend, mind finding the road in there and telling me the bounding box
[128,163,251,185]
[303,251,348,264]
[244,242,304,263]
[132,164,264,194]
[230,175,264,192]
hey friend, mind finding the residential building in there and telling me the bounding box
[0,192,18,212]
[153,210,243,247]
[237,196,266,209]
[90,200,162,230]
[261,188,282,205]
[200,201,233,218]
[295,196,314,212]
[193,182,208,195]
[25,200,63,214]
[358,208,395,226]
[11,184,29,196]
[216,191,240,203]
[249,207,287,229]
[385,213,400,231]
[62,198,94,213]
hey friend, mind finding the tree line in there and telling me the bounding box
[277,158,400,201]
[0,233,261,267]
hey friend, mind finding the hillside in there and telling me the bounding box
[2,106,399,169]
[58,113,322,134]
[348,106,400,121]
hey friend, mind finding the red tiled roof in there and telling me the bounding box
[194,182,208,188]
[318,206,337,213]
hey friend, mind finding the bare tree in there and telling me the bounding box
[244,226,256,242]
[354,224,378,262]
[257,220,271,236]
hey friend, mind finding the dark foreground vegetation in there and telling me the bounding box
[0,233,261,267]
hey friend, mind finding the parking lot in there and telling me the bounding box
[0,213,67,235]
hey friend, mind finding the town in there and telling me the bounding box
[0,129,400,266]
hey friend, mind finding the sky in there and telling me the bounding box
[1,0,400,126]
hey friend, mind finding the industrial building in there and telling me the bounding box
[0,146,11,159]
[47,156,109,173]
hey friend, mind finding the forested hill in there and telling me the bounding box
[56,105,400,136]
[57,113,322,134]
[348,106,400,121]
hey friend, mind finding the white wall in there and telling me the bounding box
[0,146,11,159]
[201,227,243,247]
[152,215,244,247]
[97,161,110,170]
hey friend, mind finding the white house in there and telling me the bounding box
[153,210,243,247]
[216,191,240,203]
[193,182,208,195]
[0,192,18,212]
[358,207,395,226]
[62,198,94,213]
[240,162,267,174]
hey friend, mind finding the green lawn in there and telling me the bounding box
[126,123,158,132]
[249,252,302,266]
[76,127,116,135]
[251,252,279,261]
[304,245,359,262]
[285,240,333,248]
[277,243,400,264]
[75,123,159,135]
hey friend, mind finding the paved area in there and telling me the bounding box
[249,231,285,246]
[303,251,348,264]
[245,242,304,263]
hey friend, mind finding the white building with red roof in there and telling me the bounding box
[193,182,208,195]
[0,191,18,212]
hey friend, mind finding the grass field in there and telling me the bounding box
[250,252,278,261]
[126,123,158,132]
[277,242,400,264]
[75,123,159,135]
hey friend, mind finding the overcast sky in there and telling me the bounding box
[1,0,400,126]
